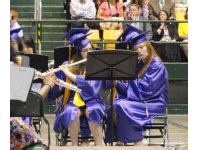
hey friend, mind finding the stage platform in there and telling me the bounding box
[40,114,188,150]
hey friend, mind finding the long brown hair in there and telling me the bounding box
[70,52,86,75]
[136,41,160,78]
[70,43,95,75]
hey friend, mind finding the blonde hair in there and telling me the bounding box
[136,41,160,78]
[10,10,18,20]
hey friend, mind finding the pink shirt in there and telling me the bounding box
[99,2,123,19]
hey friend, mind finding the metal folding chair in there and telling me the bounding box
[144,109,169,147]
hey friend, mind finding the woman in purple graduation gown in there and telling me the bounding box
[106,25,168,145]
[48,28,106,146]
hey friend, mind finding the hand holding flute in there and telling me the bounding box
[59,64,76,83]
[35,59,87,79]
[43,72,57,90]
[34,69,81,93]
[39,73,57,98]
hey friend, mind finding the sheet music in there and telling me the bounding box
[10,66,34,102]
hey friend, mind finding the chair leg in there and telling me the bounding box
[145,129,151,144]
[55,133,60,146]
[61,129,68,146]
[164,126,169,147]
[32,118,42,135]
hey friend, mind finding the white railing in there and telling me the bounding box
[34,0,42,54]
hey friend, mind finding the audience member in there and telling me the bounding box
[178,7,188,58]
[152,10,178,41]
[70,0,98,28]
[125,4,152,38]
[152,10,181,62]
[127,0,150,18]
[148,0,176,20]
[97,0,124,30]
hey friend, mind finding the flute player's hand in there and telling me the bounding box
[43,72,57,90]
[59,64,70,76]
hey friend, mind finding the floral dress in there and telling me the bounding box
[10,117,43,149]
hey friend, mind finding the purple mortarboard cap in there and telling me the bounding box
[64,28,93,51]
[117,25,149,46]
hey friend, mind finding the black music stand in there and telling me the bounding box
[54,46,76,68]
[85,50,138,145]
[20,53,48,83]
[22,54,48,72]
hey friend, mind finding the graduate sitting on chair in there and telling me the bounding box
[105,25,168,146]
[47,28,109,146]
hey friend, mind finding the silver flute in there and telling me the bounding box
[34,59,87,80]
[34,71,81,93]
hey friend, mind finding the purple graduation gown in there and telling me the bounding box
[106,57,168,143]
[47,62,106,134]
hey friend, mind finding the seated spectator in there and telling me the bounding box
[178,7,188,58]
[97,0,124,30]
[152,10,178,42]
[10,9,23,41]
[152,10,181,62]
[70,0,98,29]
[148,0,176,20]
[125,4,152,38]
[125,0,149,18]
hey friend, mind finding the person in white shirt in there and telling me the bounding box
[70,0,97,28]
